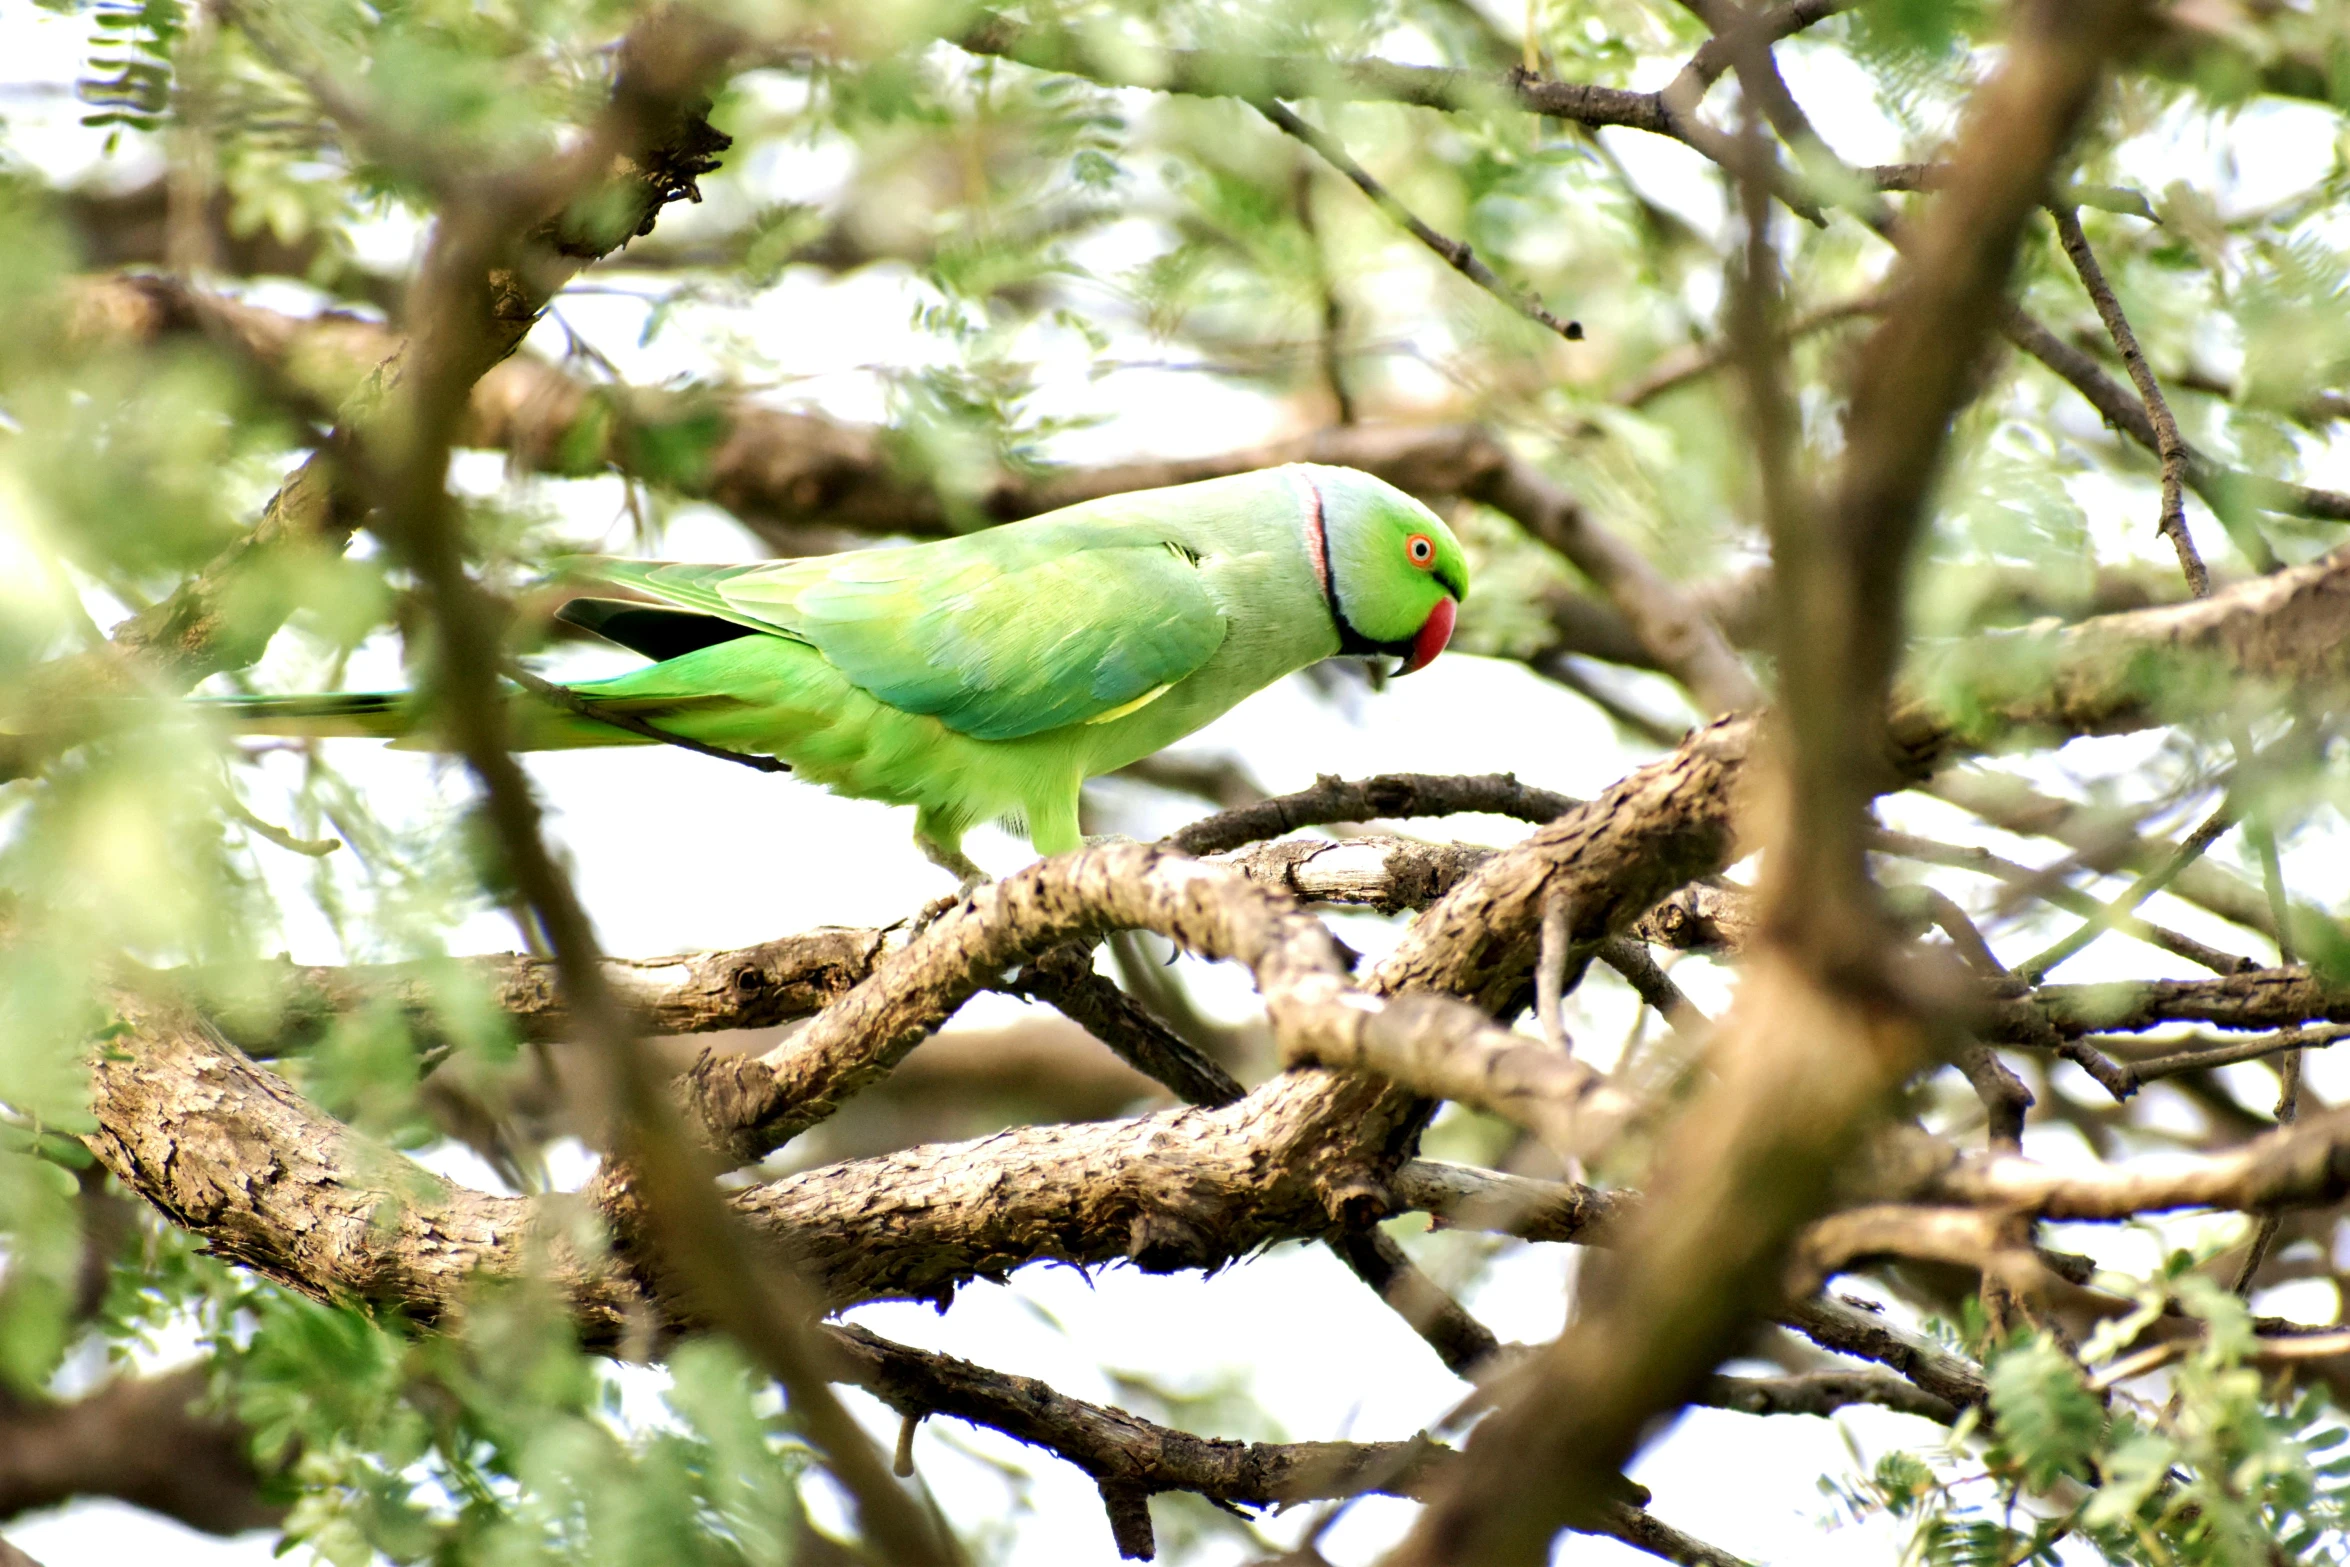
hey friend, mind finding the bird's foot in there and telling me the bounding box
[909,892,961,935]
[916,832,989,894]
[907,834,991,938]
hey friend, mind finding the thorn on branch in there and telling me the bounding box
[2124,1023,2349,1082]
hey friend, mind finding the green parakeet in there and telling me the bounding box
[214,464,1469,885]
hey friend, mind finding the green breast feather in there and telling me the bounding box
[581,529,1228,743]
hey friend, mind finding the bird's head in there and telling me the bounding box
[1297,465,1469,676]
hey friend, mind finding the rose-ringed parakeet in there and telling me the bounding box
[216,464,1469,886]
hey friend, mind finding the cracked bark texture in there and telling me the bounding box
[85,989,640,1344]
[675,842,1599,1168]
[87,977,1629,1322]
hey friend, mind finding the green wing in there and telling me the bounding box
[575,531,1227,742]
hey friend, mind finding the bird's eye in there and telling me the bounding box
[1406,533,1435,567]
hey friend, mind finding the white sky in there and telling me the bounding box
[5,6,2350,1565]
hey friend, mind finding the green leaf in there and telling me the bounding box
[1987,1335,2103,1491]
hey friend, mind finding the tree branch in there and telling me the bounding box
[2049,205,2205,594]
[0,1367,279,1536]
[0,22,734,782]
[1255,101,1582,344]
[1927,1104,2350,1218]
[1386,5,2139,1558]
[323,12,956,1559]
[1169,770,1580,855]
[676,842,1626,1166]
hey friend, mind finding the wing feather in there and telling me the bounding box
[564,534,1226,741]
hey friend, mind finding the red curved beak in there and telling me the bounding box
[1396,595,1456,676]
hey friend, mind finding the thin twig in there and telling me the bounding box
[1330,1229,1506,1379]
[2124,1026,2347,1083]
[216,780,341,856]
[2016,801,2235,983]
[2049,206,2205,596]
[1255,100,1583,343]
[1874,830,2252,977]
[1535,890,1576,1053]
[1614,291,1881,408]
[1917,888,2007,977]
[1595,936,1711,1034]
[1170,771,1580,857]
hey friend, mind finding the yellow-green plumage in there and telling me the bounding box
[214,464,1469,882]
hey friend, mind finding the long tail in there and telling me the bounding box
[202,692,414,740]
[196,689,654,750]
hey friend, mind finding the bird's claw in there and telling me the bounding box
[911,892,961,935]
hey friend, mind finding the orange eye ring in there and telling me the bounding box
[1405,533,1436,568]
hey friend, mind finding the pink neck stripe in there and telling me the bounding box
[1293,469,1339,617]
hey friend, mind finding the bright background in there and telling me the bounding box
[4,3,2347,1562]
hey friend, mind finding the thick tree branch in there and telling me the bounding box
[0,1367,279,1536]
[678,842,1625,1166]
[1927,1104,2350,1219]
[1387,5,2138,1558]
[181,831,1496,1060]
